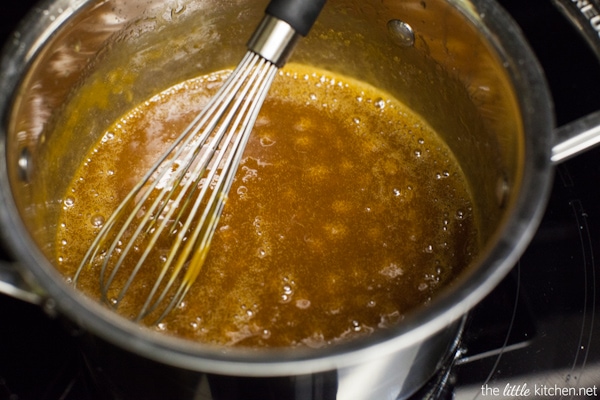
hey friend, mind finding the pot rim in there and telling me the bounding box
[0,0,554,376]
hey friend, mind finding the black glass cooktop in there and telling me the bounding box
[2,0,600,399]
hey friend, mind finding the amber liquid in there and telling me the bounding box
[55,64,478,348]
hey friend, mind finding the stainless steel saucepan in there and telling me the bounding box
[1,0,599,398]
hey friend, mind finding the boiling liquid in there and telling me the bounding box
[55,64,478,348]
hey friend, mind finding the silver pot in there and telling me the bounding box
[0,0,597,398]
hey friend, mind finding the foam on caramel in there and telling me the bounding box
[55,63,478,348]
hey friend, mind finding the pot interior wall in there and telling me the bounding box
[7,0,522,297]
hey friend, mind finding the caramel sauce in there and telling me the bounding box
[55,64,478,348]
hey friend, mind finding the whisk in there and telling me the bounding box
[73,0,326,323]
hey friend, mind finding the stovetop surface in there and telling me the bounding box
[3,0,600,399]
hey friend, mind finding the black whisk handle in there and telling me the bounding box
[265,0,327,36]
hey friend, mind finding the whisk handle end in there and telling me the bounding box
[265,0,327,37]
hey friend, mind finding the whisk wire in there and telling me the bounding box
[142,54,278,320]
[104,55,261,309]
[74,51,279,322]
[141,52,260,230]
[75,54,245,295]
[136,54,275,319]
[150,56,279,322]
[73,0,327,322]
[121,53,269,319]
